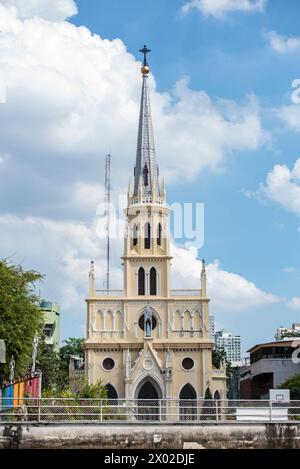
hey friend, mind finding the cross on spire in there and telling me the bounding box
[139,44,151,66]
[133,44,160,198]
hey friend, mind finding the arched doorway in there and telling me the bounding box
[103,384,118,418]
[179,383,197,421]
[135,378,162,421]
[107,383,118,399]
[106,383,118,405]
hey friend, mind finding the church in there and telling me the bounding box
[84,46,226,404]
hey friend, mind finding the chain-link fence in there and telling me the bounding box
[1,398,300,423]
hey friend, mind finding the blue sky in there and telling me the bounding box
[0,0,300,354]
[73,0,300,349]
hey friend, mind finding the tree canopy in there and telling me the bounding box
[0,259,44,381]
[212,346,228,369]
[279,373,300,399]
[37,338,65,391]
[60,337,84,385]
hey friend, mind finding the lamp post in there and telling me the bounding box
[31,331,39,375]
[9,355,15,383]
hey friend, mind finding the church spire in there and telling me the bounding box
[133,45,160,197]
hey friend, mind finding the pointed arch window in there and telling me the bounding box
[144,222,151,249]
[157,223,162,246]
[150,267,157,296]
[138,267,145,296]
[132,223,138,246]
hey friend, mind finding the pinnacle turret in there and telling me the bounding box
[133,45,160,198]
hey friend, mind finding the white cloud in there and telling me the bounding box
[0,152,10,166]
[282,266,296,273]
[288,297,300,311]
[182,0,266,18]
[170,244,279,313]
[279,105,300,133]
[258,159,300,216]
[0,4,269,222]
[0,0,78,21]
[0,3,273,335]
[266,31,300,54]
[0,214,280,328]
[0,214,122,318]
[155,83,269,182]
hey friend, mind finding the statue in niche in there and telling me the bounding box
[144,305,152,337]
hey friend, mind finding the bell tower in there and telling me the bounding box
[123,45,171,299]
[84,45,227,406]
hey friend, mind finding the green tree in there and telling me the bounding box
[78,380,108,399]
[59,337,84,385]
[212,346,231,371]
[279,373,300,399]
[0,259,44,381]
[37,339,64,391]
[212,346,232,397]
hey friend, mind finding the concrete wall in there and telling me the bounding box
[251,359,300,388]
[1,423,300,449]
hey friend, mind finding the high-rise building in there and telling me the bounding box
[275,323,300,341]
[84,46,226,403]
[215,330,241,365]
[40,300,61,353]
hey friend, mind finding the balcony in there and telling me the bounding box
[212,368,226,377]
[172,330,202,338]
[91,331,123,339]
[170,289,200,297]
[93,289,201,299]
[95,290,124,298]
[129,196,165,205]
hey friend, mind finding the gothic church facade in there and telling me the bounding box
[84,46,226,402]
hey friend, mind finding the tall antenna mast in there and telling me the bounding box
[105,153,111,291]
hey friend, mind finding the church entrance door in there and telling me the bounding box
[179,384,197,421]
[137,381,160,421]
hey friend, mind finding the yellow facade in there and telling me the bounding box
[84,48,226,401]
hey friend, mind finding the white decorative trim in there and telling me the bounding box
[181,357,195,372]
[132,372,164,399]
[130,301,166,306]
[143,358,154,371]
[101,357,116,372]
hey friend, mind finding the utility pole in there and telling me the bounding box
[105,153,111,291]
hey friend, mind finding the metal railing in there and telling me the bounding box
[172,330,202,338]
[1,398,300,424]
[170,290,200,297]
[95,290,124,297]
